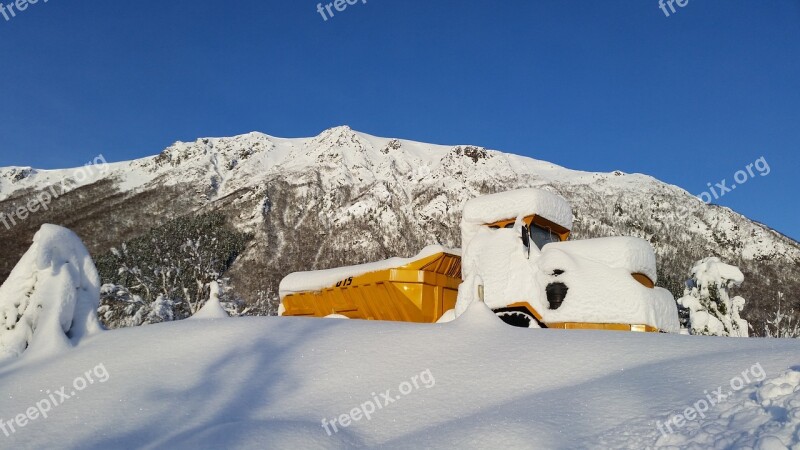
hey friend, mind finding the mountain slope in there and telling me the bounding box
[1,126,797,332]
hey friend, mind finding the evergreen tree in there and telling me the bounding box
[678,257,749,337]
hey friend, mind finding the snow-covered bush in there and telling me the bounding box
[0,225,103,361]
[97,284,147,328]
[764,292,800,338]
[147,294,177,324]
[191,281,229,319]
[678,257,749,337]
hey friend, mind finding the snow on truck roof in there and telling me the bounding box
[279,245,461,298]
[461,188,573,230]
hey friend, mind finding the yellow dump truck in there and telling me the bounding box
[280,249,462,323]
[280,188,680,333]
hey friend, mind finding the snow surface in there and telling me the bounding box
[652,364,800,448]
[0,225,102,361]
[0,304,797,448]
[279,245,460,298]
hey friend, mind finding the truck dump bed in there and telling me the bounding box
[280,251,462,323]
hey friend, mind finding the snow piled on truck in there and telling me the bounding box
[536,239,679,331]
[542,236,659,284]
[460,188,573,249]
[0,225,103,361]
[457,224,679,332]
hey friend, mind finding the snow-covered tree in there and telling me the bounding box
[95,213,251,328]
[678,257,749,337]
[0,225,103,361]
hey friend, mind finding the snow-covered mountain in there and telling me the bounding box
[0,126,797,332]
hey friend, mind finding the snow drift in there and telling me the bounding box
[0,224,102,361]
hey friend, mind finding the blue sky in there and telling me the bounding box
[0,0,798,238]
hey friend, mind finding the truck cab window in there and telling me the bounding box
[530,224,559,249]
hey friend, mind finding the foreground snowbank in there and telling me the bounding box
[0,303,797,448]
[0,225,102,361]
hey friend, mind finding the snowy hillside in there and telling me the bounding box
[0,305,798,448]
[0,126,797,331]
